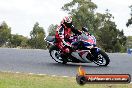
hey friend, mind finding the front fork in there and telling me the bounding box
[87,47,101,61]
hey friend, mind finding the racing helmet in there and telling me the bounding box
[62,16,72,28]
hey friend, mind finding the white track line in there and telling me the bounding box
[28,73,35,75]
[15,72,20,73]
[0,71,71,78]
[38,74,46,76]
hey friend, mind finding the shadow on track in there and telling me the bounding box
[47,62,110,68]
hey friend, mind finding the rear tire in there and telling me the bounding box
[49,46,67,64]
[94,50,110,66]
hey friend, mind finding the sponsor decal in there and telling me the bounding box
[76,66,131,85]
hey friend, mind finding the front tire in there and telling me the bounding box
[49,46,67,64]
[94,50,110,66]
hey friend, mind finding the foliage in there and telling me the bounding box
[29,22,46,49]
[126,36,132,48]
[97,12,127,52]
[48,24,58,36]
[0,21,11,46]
[126,5,132,27]
[0,21,46,49]
[10,34,29,48]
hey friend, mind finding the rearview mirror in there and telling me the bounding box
[82,27,88,32]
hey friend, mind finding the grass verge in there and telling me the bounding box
[0,72,131,88]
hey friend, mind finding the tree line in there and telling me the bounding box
[0,21,46,49]
[0,0,132,52]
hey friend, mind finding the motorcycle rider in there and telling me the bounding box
[55,16,82,59]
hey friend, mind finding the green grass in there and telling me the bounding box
[0,72,131,88]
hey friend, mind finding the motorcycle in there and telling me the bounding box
[45,28,110,66]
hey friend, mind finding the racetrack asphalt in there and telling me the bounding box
[0,48,132,77]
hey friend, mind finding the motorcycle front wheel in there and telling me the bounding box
[93,50,110,66]
[49,46,67,64]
